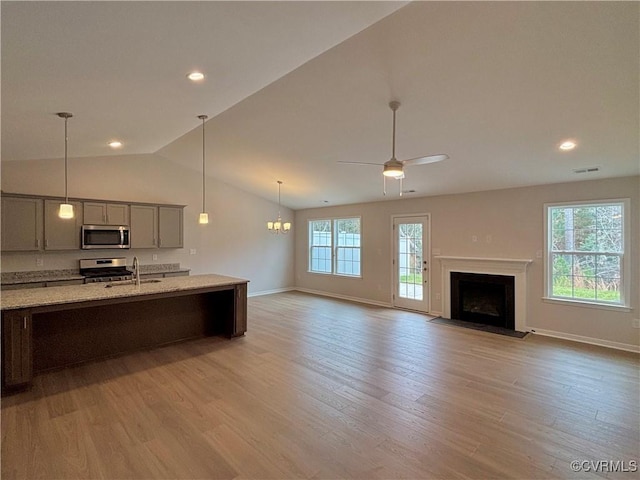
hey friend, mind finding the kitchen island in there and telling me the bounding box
[1,274,248,393]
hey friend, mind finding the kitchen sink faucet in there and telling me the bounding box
[132,256,140,286]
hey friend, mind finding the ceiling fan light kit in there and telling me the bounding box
[337,100,449,196]
[382,159,404,178]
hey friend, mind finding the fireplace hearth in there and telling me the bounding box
[451,272,515,330]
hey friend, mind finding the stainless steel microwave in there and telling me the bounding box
[81,225,130,249]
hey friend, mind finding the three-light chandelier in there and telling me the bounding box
[267,180,291,234]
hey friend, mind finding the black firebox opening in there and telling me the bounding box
[451,272,515,330]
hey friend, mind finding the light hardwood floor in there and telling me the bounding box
[2,291,638,479]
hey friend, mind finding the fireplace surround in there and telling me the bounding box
[437,256,532,332]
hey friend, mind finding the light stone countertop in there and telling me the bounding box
[1,274,248,311]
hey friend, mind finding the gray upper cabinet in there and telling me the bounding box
[1,197,43,252]
[83,202,129,225]
[130,205,158,249]
[44,200,83,250]
[2,194,183,252]
[158,206,183,248]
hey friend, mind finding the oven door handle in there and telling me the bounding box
[120,228,124,247]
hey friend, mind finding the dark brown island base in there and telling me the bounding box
[1,274,248,394]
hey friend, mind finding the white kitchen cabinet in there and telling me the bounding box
[130,205,158,248]
[83,202,129,225]
[1,196,43,252]
[44,199,83,250]
[158,206,183,248]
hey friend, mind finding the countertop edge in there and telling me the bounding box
[1,274,248,311]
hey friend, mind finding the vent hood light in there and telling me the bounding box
[108,140,122,149]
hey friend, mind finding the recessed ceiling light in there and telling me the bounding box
[108,140,123,149]
[187,71,205,82]
[559,140,577,151]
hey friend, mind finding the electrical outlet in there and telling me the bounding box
[633,319,640,329]
[435,293,441,300]
[152,254,158,261]
[189,248,196,255]
[36,258,44,267]
[472,235,478,242]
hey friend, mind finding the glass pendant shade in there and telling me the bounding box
[199,212,209,224]
[59,203,74,219]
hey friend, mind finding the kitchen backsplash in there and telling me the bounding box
[1,263,185,283]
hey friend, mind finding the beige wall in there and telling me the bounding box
[3,153,638,349]
[1,153,294,295]
[295,176,640,350]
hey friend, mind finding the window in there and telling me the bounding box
[309,218,361,277]
[545,199,629,307]
[309,220,332,273]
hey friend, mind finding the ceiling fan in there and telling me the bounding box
[338,100,449,196]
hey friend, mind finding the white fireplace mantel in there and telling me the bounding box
[435,256,533,332]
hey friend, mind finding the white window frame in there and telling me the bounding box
[308,217,362,278]
[308,218,333,275]
[543,198,631,311]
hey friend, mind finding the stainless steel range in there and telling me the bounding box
[80,257,133,283]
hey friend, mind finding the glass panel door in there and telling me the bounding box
[393,215,429,312]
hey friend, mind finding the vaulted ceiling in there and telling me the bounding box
[3,1,638,209]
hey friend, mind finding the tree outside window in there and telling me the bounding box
[547,201,626,305]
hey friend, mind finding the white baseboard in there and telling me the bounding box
[529,328,640,353]
[294,287,392,308]
[248,287,295,298]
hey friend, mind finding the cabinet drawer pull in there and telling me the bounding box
[23,317,27,330]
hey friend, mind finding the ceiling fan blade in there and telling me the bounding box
[337,161,384,166]
[401,154,449,166]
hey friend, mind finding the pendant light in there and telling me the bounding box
[197,114,209,224]
[57,112,74,219]
[267,181,291,234]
